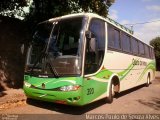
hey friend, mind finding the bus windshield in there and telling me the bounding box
[26,17,84,77]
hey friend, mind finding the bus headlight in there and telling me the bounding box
[59,85,80,91]
[24,81,31,88]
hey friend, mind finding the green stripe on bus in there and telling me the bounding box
[95,60,155,82]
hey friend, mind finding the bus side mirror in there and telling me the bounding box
[85,31,96,52]
[89,38,96,52]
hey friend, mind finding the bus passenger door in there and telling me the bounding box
[83,19,107,104]
[85,19,105,74]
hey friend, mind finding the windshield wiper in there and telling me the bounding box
[45,54,59,78]
[29,52,59,78]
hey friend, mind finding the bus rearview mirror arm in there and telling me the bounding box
[85,30,95,39]
[85,30,92,39]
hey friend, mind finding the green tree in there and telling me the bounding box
[150,37,160,71]
[0,0,29,18]
[26,0,115,24]
[1,0,115,22]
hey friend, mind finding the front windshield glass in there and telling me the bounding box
[26,17,84,77]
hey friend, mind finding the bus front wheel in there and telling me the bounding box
[105,80,114,103]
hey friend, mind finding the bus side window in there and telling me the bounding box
[139,41,145,56]
[144,45,150,58]
[151,48,155,59]
[122,32,131,53]
[131,38,139,55]
[85,19,105,74]
[108,25,121,50]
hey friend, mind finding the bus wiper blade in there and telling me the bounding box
[29,52,59,78]
[46,55,59,78]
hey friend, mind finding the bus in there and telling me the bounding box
[23,13,156,106]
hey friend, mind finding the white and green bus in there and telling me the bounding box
[23,13,156,106]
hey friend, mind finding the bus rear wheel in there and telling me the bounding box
[145,75,150,87]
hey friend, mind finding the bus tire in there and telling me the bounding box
[105,80,114,103]
[26,98,35,104]
[145,75,150,87]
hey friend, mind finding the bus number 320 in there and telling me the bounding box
[87,88,94,95]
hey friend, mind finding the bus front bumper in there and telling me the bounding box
[23,86,84,106]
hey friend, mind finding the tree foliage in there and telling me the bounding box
[150,36,160,71]
[1,0,115,22]
[0,0,28,18]
[25,0,114,26]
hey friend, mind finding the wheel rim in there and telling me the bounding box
[147,77,150,84]
[112,84,115,96]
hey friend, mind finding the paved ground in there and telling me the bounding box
[0,89,26,111]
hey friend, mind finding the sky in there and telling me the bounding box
[108,0,160,44]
